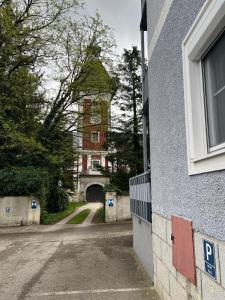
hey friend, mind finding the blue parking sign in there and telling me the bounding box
[31,200,37,209]
[108,199,113,207]
[203,240,216,279]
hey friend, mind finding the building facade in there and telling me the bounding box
[77,93,111,202]
[130,1,225,299]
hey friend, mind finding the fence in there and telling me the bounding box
[129,172,152,223]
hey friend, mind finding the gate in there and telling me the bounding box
[86,184,104,202]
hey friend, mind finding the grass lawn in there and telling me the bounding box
[92,207,105,224]
[67,209,91,224]
[41,202,86,225]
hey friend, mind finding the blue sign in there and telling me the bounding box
[31,200,37,209]
[108,199,113,207]
[203,240,216,279]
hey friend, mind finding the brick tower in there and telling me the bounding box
[75,48,114,202]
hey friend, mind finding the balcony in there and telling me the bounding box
[129,172,152,223]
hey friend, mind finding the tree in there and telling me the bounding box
[0,0,117,211]
[106,46,143,188]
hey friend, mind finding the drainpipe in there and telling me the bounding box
[141,29,148,173]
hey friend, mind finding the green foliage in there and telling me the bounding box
[67,209,91,224]
[92,207,105,224]
[47,185,69,213]
[41,201,86,224]
[0,1,116,213]
[0,167,49,207]
[103,183,122,194]
[102,47,143,192]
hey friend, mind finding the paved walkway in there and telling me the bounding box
[0,222,159,300]
[57,202,103,225]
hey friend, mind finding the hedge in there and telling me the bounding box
[0,167,49,208]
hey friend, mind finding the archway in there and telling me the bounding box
[86,184,104,202]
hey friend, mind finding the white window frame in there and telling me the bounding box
[91,132,100,143]
[183,0,225,175]
[91,160,101,171]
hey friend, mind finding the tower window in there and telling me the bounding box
[92,160,101,171]
[91,132,100,143]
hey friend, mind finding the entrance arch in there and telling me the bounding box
[86,184,104,202]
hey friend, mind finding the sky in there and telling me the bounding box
[83,0,141,55]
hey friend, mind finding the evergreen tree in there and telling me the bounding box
[107,46,143,183]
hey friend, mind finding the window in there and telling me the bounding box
[92,160,100,171]
[90,114,101,124]
[183,0,225,175]
[91,132,100,143]
[203,31,225,150]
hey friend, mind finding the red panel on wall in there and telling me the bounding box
[171,215,196,285]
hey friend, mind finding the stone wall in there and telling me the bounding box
[0,196,40,226]
[152,213,225,300]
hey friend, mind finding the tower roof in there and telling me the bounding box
[78,47,117,96]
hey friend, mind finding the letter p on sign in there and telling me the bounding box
[203,240,216,279]
[206,243,212,261]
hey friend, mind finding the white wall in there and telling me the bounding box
[0,196,40,226]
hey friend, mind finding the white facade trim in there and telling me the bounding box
[183,0,225,175]
[148,0,173,60]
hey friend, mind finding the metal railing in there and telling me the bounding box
[129,172,152,223]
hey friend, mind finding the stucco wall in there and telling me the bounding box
[146,0,165,45]
[133,215,154,280]
[117,195,131,221]
[105,193,131,222]
[0,196,40,226]
[147,0,225,241]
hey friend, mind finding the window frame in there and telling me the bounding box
[182,0,225,175]
[91,132,100,143]
[202,30,225,151]
[91,160,101,171]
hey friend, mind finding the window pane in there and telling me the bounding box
[91,132,99,143]
[92,160,100,170]
[203,31,225,148]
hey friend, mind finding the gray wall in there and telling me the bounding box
[147,0,165,45]
[147,0,225,241]
[133,215,154,280]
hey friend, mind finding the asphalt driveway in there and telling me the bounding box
[0,222,158,300]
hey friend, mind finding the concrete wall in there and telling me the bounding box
[152,213,225,300]
[116,195,131,221]
[105,193,131,222]
[146,0,225,241]
[133,215,154,281]
[0,196,40,226]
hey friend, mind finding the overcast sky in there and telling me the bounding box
[83,0,141,55]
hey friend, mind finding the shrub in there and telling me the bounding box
[104,183,122,194]
[0,167,49,208]
[46,185,68,213]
